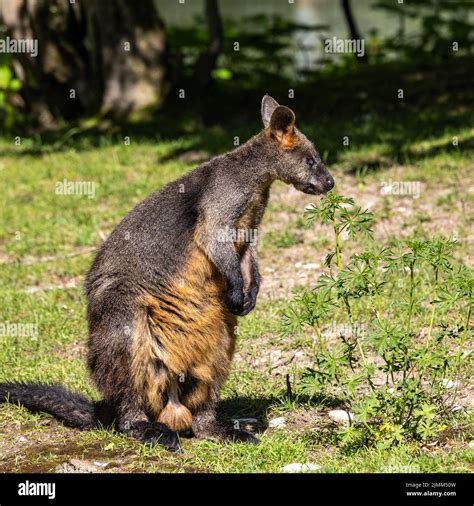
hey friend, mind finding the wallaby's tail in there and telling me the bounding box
[0,382,99,429]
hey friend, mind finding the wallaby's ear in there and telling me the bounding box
[261,94,280,127]
[269,105,296,143]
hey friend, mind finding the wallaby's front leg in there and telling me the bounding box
[195,220,246,315]
[192,407,259,444]
[240,244,260,315]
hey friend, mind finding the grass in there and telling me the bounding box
[1,59,473,473]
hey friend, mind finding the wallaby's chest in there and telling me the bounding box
[235,188,270,235]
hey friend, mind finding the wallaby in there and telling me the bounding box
[0,95,334,451]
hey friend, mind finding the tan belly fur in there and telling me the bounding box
[131,246,237,429]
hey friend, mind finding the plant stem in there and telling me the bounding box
[455,302,471,372]
[314,322,328,353]
[425,267,439,348]
[333,221,343,272]
[344,297,367,364]
[407,262,415,334]
[375,291,384,326]
[370,257,384,327]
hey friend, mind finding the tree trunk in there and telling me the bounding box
[0,0,169,126]
[341,0,367,62]
[194,0,223,88]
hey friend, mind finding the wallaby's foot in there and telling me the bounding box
[120,420,181,452]
[192,409,259,444]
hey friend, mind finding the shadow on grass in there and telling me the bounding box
[217,392,343,432]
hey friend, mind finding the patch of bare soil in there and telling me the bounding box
[0,419,89,473]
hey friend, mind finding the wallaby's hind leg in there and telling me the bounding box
[87,295,180,451]
[189,315,257,444]
[192,406,258,444]
[115,397,181,451]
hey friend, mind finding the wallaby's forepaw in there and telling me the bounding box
[240,285,259,316]
[224,285,259,316]
[224,285,245,315]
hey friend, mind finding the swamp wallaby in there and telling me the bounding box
[0,95,334,451]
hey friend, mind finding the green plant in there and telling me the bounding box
[305,191,374,272]
[0,63,22,129]
[283,192,473,449]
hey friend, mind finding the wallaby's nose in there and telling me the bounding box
[326,176,335,190]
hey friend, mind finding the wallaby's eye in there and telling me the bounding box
[306,157,316,168]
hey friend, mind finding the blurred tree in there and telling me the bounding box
[0,0,169,126]
[341,0,367,62]
[194,0,223,88]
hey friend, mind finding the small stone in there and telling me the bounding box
[281,463,322,473]
[18,436,27,443]
[93,461,109,468]
[303,263,319,270]
[328,409,354,425]
[441,379,456,389]
[268,417,286,428]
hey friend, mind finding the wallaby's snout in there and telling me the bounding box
[301,157,334,195]
[261,94,335,195]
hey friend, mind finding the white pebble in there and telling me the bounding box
[268,417,286,428]
[441,379,456,389]
[281,463,322,473]
[328,409,354,425]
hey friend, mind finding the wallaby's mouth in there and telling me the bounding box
[298,177,334,195]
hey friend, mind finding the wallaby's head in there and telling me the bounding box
[261,95,334,195]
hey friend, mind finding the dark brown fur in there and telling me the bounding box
[0,96,334,451]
